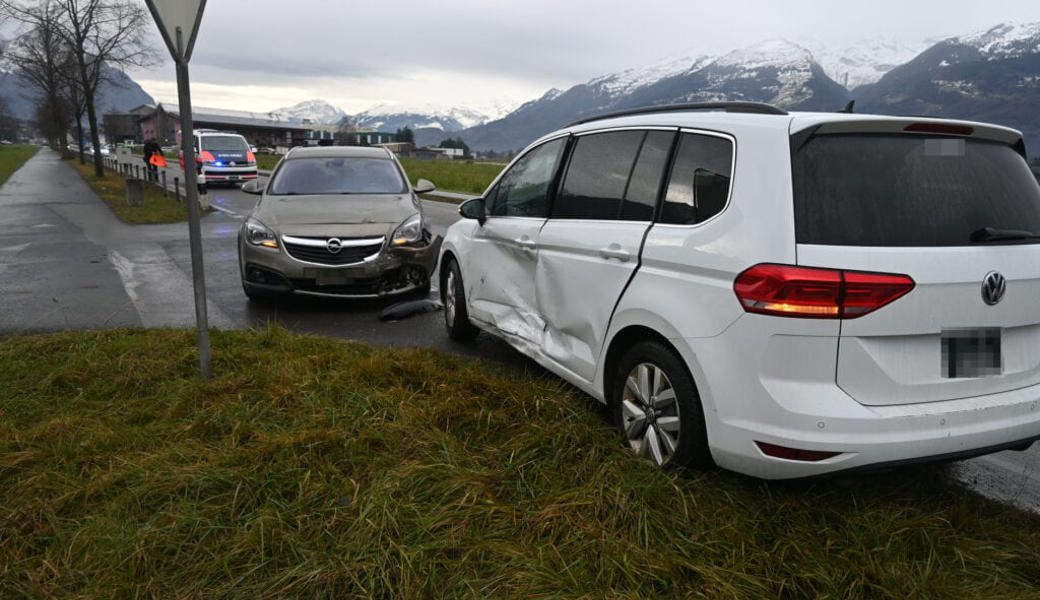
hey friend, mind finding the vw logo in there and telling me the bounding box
[981,271,1006,306]
[326,238,343,254]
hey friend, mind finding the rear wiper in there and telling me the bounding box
[970,227,1040,243]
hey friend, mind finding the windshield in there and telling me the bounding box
[269,157,407,195]
[792,134,1040,246]
[200,135,249,152]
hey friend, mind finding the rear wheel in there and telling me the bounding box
[443,258,478,341]
[612,341,712,469]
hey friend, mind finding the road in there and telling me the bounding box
[3,148,1039,513]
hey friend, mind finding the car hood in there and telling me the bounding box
[254,194,418,237]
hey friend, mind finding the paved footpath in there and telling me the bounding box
[0,148,233,332]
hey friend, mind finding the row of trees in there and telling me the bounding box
[0,0,154,176]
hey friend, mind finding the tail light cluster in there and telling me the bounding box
[733,264,914,319]
[246,150,256,164]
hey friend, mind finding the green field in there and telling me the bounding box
[0,144,40,186]
[398,158,503,195]
[2,327,1039,598]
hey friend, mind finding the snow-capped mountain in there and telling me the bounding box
[354,104,491,132]
[458,38,848,152]
[957,22,1040,60]
[803,37,929,89]
[588,54,713,97]
[272,99,348,125]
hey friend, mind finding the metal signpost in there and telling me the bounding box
[145,0,212,379]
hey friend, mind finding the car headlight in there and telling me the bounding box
[245,218,278,249]
[390,213,424,247]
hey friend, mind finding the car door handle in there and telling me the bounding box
[599,245,631,262]
[515,237,537,251]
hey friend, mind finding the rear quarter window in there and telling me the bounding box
[793,134,1040,246]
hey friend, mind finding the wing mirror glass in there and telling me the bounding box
[459,198,486,225]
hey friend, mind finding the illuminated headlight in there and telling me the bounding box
[245,218,278,249]
[390,213,424,247]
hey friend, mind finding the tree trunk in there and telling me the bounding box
[75,117,85,164]
[85,97,103,177]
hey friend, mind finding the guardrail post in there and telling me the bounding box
[162,171,168,197]
[174,177,180,202]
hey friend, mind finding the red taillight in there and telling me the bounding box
[733,264,914,319]
[904,122,974,136]
[246,150,256,163]
[199,150,216,163]
[755,441,841,462]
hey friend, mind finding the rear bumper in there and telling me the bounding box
[678,315,1040,479]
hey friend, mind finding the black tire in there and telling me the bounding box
[612,341,712,470]
[442,258,478,341]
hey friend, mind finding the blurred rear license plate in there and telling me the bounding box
[941,328,1002,378]
[228,175,239,181]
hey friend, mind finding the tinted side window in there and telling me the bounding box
[488,138,565,218]
[555,131,645,219]
[621,131,675,221]
[660,133,733,225]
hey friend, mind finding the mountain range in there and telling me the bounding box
[2,21,1038,156]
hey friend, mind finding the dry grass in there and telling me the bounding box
[66,158,189,224]
[1,328,1039,598]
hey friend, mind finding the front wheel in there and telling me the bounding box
[612,341,712,469]
[442,258,478,341]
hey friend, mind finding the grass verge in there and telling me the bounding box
[0,144,40,185]
[399,157,502,195]
[2,328,1039,598]
[66,159,189,224]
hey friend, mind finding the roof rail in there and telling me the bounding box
[567,102,788,127]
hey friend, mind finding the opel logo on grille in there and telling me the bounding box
[982,271,1006,306]
[326,238,343,254]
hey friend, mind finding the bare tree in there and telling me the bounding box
[4,0,156,176]
[0,0,73,154]
[56,0,156,176]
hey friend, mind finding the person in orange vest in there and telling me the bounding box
[143,138,163,182]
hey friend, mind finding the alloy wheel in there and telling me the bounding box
[620,362,682,466]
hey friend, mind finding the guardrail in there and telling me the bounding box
[103,155,209,207]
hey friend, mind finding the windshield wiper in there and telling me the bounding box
[970,227,1040,243]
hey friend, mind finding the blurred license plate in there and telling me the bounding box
[228,175,239,181]
[312,270,347,286]
[941,328,1002,378]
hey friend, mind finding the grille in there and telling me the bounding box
[282,236,383,266]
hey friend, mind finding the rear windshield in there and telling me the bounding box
[792,134,1040,246]
[200,135,249,152]
[269,157,406,195]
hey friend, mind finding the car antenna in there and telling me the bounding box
[839,100,855,113]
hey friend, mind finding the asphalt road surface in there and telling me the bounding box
[3,149,1039,513]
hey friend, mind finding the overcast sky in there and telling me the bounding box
[130,0,1040,116]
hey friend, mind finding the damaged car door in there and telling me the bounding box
[535,129,674,382]
[465,137,567,342]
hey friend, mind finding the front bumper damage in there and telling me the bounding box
[240,233,441,299]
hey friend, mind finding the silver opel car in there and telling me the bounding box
[238,146,439,299]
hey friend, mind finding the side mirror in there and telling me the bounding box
[458,197,486,225]
[241,179,265,195]
[414,178,436,194]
